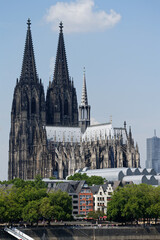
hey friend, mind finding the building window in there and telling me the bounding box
[86,189,91,193]
[73,195,78,198]
[86,195,91,199]
[73,206,78,209]
[80,195,85,199]
[86,201,90,205]
[73,200,78,204]
[73,211,78,214]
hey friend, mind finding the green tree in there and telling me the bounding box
[107,186,129,223]
[107,184,156,224]
[68,173,105,186]
[39,197,54,224]
[34,175,47,189]
[22,200,40,225]
[0,190,7,223]
[87,175,105,185]
[4,189,22,223]
[68,173,89,181]
[49,190,72,220]
[146,186,160,223]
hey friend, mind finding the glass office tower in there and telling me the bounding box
[146,131,160,173]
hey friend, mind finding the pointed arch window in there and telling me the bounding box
[31,97,36,114]
[22,93,29,118]
[64,99,68,115]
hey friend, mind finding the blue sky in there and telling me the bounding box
[1,0,160,180]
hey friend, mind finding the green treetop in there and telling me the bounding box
[67,173,105,186]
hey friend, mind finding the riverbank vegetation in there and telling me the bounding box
[107,184,160,224]
[0,176,72,225]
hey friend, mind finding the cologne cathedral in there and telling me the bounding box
[8,19,140,180]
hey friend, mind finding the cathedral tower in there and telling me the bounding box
[8,19,49,180]
[79,68,91,133]
[46,22,78,126]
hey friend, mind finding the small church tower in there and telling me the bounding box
[79,68,91,133]
[8,19,49,180]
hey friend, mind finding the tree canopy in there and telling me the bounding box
[107,184,160,224]
[67,173,105,186]
[0,176,72,224]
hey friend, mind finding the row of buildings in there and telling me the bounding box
[43,166,160,216]
[44,179,117,216]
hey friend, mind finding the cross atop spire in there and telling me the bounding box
[81,67,88,106]
[27,18,31,28]
[59,21,63,32]
[20,19,38,83]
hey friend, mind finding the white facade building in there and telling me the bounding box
[90,183,113,214]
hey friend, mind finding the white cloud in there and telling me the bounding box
[45,0,121,33]
[91,117,99,125]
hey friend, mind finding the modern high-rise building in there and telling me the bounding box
[8,19,140,180]
[146,131,160,173]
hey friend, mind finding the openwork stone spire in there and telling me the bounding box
[20,18,38,82]
[79,68,90,133]
[81,67,88,106]
[46,22,78,126]
[52,22,69,86]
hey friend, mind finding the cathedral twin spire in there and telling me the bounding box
[19,19,89,128]
[52,21,69,86]
[20,19,38,83]
[46,21,78,126]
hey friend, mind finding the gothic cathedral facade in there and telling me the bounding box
[8,20,140,180]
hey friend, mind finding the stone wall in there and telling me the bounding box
[2,226,160,240]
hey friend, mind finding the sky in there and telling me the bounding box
[1,0,160,180]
